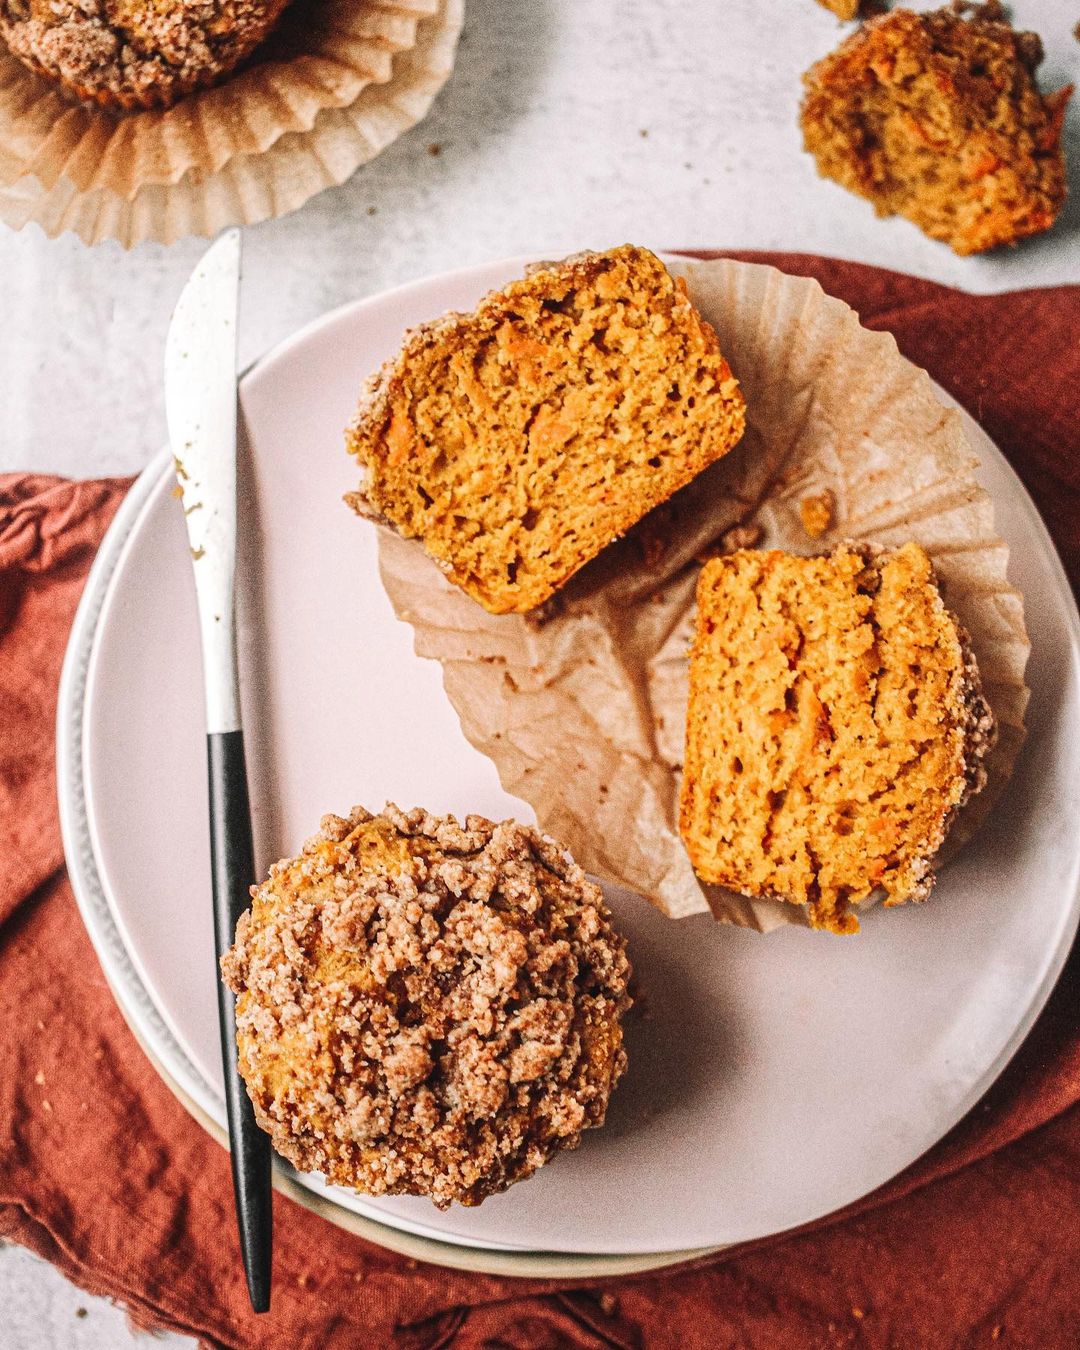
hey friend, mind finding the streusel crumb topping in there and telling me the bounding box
[1,1,285,106]
[221,804,632,1207]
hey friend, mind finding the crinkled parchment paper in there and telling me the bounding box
[375,258,1030,931]
[0,0,461,246]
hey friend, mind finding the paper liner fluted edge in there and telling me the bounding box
[0,1,439,200]
[374,257,1030,933]
[0,0,462,247]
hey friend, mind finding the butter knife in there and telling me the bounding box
[164,229,272,1313]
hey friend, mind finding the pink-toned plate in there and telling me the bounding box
[61,257,1080,1260]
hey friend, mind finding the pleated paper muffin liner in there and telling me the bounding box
[374,257,1030,932]
[0,0,459,245]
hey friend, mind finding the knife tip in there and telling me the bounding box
[247,1267,271,1315]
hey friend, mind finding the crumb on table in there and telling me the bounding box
[799,490,835,538]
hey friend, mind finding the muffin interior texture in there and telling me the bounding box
[346,245,746,614]
[679,544,995,934]
[800,5,1071,255]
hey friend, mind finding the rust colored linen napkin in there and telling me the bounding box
[1,256,1078,1350]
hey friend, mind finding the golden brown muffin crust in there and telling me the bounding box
[0,0,289,110]
[345,245,746,614]
[679,544,995,934]
[221,804,632,1207]
[800,4,1071,254]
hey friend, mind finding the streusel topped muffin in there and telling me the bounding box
[221,804,632,1207]
[0,0,290,110]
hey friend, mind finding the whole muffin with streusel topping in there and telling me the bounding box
[221,804,632,1208]
[0,0,291,111]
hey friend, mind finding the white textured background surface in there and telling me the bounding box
[2,0,1077,1345]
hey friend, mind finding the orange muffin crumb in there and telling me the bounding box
[799,490,835,538]
[815,1,863,20]
[800,4,1071,255]
[345,246,746,614]
[679,544,995,934]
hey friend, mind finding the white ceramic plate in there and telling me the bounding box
[60,257,1080,1262]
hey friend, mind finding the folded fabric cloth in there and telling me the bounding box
[1,255,1078,1350]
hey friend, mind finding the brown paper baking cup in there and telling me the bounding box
[0,0,460,245]
[374,258,1030,933]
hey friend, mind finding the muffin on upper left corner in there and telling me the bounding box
[0,0,292,111]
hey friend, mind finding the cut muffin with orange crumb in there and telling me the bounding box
[679,544,995,934]
[345,245,746,614]
[800,4,1072,255]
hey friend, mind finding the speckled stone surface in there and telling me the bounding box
[2,0,1077,1343]
[0,1244,192,1348]
[1,0,1077,485]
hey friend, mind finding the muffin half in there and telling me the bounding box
[679,544,996,933]
[345,245,746,614]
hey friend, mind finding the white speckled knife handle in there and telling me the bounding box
[195,570,241,735]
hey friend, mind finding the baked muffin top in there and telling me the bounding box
[221,804,633,1208]
[0,0,288,109]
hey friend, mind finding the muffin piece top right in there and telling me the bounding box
[800,4,1072,255]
